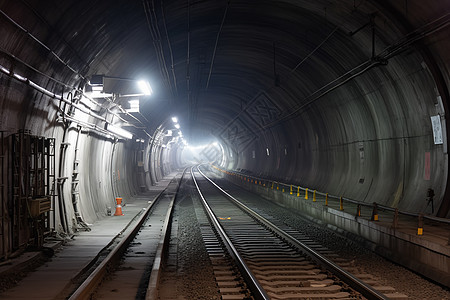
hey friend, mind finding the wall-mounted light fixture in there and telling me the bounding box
[105,123,133,139]
[86,75,153,98]
[137,80,153,96]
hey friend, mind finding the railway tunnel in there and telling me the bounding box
[0,0,450,298]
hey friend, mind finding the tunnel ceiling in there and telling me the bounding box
[3,0,447,143]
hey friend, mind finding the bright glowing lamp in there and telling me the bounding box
[137,80,153,95]
[174,124,180,129]
[106,124,133,139]
[172,117,178,123]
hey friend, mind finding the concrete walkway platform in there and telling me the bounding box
[0,173,177,300]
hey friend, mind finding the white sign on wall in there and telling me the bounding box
[431,115,443,145]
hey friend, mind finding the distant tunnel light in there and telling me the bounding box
[137,80,153,95]
[174,123,180,129]
[172,117,178,123]
[107,124,133,139]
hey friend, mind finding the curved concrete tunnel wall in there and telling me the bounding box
[231,52,446,214]
[0,0,449,257]
[209,4,450,217]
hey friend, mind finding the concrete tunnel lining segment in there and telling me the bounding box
[0,0,449,259]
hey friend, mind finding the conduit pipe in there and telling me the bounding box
[57,115,115,140]
[0,63,151,139]
[0,46,77,90]
[0,64,107,123]
[0,44,147,130]
[0,9,85,78]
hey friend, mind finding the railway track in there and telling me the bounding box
[66,165,402,299]
[192,165,389,300]
[66,171,184,300]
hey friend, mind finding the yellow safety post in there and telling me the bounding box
[313,190,316,202]
[297,187,300,197]
[356,204,361,217]
[290,185,293,195]
[339,196,344,211]
[277,183,279,190]
[305,188,308,200]
[271,182,274,189]
[418,214,424,235]
[282,187,285,193]
[372,203,379,221]
[325,193,328,206]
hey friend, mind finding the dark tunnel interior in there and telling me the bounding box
[0,0,450,257]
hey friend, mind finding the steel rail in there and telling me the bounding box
[145,168,187,300]
[198,165,388,300]
[191,166,270,300]
[68,173,183,300]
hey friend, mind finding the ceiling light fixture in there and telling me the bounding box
[137,80,153,95]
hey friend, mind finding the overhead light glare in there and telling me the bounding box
[126,99,140,113]
[174,124,180,129]
[137,80,153,95]
[85,91,113,99]
[172,117,178,123]
[106,124,133,139]
[91,85,103,92]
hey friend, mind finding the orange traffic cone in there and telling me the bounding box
[114,197,124,216]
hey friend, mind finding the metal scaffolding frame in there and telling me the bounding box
[8,131,55,255]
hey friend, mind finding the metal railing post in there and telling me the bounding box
[418,214,424,235]
[392,208,398,229]
[371,203,378,221]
